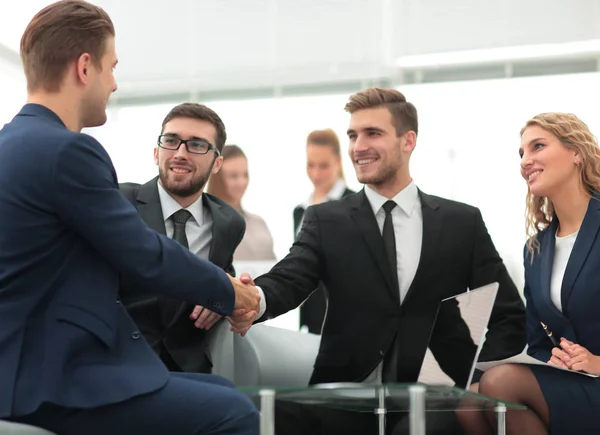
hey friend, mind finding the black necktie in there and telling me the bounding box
[171,209,192,249]
[159,209,193,365]
[381,200,400,383]
[382,200,399,292]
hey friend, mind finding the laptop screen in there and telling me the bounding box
[417,282,499,390]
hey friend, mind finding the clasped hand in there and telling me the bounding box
[189,272,260,337]
[548,337,600,376]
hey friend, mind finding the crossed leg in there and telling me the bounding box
[456,364,550,435]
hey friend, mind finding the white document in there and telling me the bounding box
[476,352,598,378]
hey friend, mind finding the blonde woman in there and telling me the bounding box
[458,113,600,435]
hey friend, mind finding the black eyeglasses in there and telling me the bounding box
[157,135,221,156]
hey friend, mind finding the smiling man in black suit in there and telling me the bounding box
[120,103,246,374]
[233,88,526,435]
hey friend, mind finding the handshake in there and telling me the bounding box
[189,272,260,337]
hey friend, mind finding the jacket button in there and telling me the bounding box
[116,300,120,304]
[131,331,141,340]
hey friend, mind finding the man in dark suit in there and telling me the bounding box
[233,88,526,434]
[120,102,246,374]
[0,2,259,434]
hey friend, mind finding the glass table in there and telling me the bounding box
[240,383,526,435]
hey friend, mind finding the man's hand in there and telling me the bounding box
[190,305,222,330]
[227,273,260,336]
[239,271,255,286]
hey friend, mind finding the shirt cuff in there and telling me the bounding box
[255,285,267,320]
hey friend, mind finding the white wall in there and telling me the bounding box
[4,0,597,100]
[87,72,600,295]
[0,58,25,126]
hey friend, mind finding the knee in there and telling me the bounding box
[478,364,520,399]
[223,392,260,433]
[208,374,236,389]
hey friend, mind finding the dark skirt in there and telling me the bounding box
[531,365,600,435]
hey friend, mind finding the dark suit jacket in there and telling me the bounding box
[293,187,355,334]
[525,196,600,363]
[523,196,600,434]
[0,104,234,418]
[119,178,245,373]
[257,189,526,386]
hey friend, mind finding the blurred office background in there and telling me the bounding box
[2,0,600,327]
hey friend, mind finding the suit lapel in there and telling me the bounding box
[136,176,167,235]
[135,177,181,328]
[539,219,559,316]
[402,191,442,306]
[203,194,231,267]
[350,191,399,304]
[561,196,600,310]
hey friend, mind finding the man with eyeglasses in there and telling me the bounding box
[119,102,247,374]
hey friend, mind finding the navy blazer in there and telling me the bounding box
[525,196,600,363]
[0,104,234,418]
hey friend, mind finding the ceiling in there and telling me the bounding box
[2,0,600,106]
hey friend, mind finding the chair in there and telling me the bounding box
[208,321,321,386]
[0,421,56,435]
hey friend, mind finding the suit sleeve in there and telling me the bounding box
[468,208,526,361]
[524,280,552,362]
[522,244,552,362]
[428,298,478,386]
[51,136,235,316]
[255,205,324,321]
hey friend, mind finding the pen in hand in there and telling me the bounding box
[540,322,560,348]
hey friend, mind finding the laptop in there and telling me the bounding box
[417,282,499,390]
[309,282,499,402]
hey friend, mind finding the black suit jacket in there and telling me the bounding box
[293,187,355,334]
[119,177,245,373]
[257,189,525,386]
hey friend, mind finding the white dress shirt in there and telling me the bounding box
[157,181,212,260]
[299,178,348,210]
[362,181,422,383]
[364,182,422,303]
[550,230,578,312]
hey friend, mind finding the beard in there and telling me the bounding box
[355,159,401,187]
[158,163,213,198]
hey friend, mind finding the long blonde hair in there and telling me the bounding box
[523,113,600,258]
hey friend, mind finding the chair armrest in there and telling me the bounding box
[233,324,321,386]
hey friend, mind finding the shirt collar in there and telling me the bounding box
[157,180,204,225]
[364,181,420,217]
[301,178,347,209]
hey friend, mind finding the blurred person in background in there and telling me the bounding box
[208,144,276,261]
[119,102,246,374]
[293,129,355,334]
